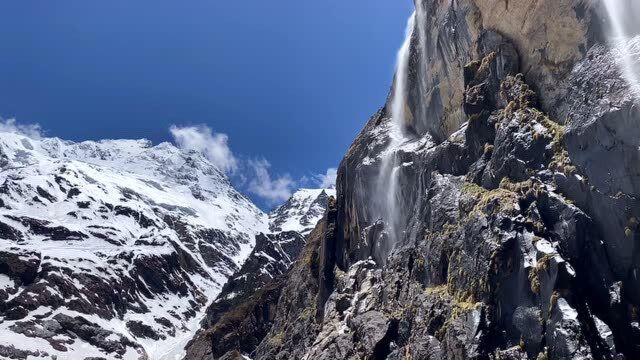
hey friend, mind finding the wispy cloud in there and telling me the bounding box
[246,158,296,205]
[0,118,43,139]
[169,124,238,173]
[315,167,337,188]
[169,124,335,206]
[169,124,296,205]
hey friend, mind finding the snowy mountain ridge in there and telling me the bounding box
[268,187,335,236]
[0,131,271,360]
[0,130,334,360]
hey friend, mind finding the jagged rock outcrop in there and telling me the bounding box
[256,61,620,360]
[199,1,640,359]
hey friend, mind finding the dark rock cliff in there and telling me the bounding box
[186,0,640,359]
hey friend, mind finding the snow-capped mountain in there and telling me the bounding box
[212,187,335,309]
[0,132,268,359]
[268,188,335,236]
[185,189,335,359]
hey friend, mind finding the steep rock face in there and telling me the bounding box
[0,133,268,359]
[558,38,640,287]
[259,64,618,360]
[244,1,640,359]
[401,0,597,141]
[216,231,306,308]
[469,0,600,120]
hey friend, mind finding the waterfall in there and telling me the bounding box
[389,11,416,138]
[372,10,416,251]
[416,1,429,123]
[602,0,640,92]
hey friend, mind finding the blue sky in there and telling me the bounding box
[0,0,413,209]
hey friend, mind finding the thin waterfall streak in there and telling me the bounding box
[416,2,427,65]
[389,11,416,141]
[602,0,640,92]
[415,1,429,136]
[372,11,416,250]
[374,11,416,249]
[387,166,401,238]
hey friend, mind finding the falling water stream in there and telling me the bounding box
[602,0,640,92]
[373,10,414,248]
[372,0,640,255]
[374,6,425,252]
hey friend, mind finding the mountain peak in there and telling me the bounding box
[0,130,268,359]
[268,187,336,236]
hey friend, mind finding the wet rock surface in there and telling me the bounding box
[252,79,625,359]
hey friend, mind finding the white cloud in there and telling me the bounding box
[247,158,296,205]
[170,124,238,173]
[0,118,43,139]
[299,175,312,187]
[168,124,333,206]
[315,167,337,189]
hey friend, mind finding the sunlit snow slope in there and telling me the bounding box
[0,132,268,359]
[268,188,335,236]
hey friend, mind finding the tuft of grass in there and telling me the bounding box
[528,254,554,295]
[299,306,315,321]
[549,149,573,173]
[428,283,481,340]
[529,267,541,294]
[476,52,497,80]
[483,143,494,155]
[463,180,522,214]
[462,181,487,197]
[536,348,549,360]
[404,346,414,360]
[540,115,565,149]
[519,336,526,350]
[268,331,285,348]
[425,284,449,297]
[549,291,560,314]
